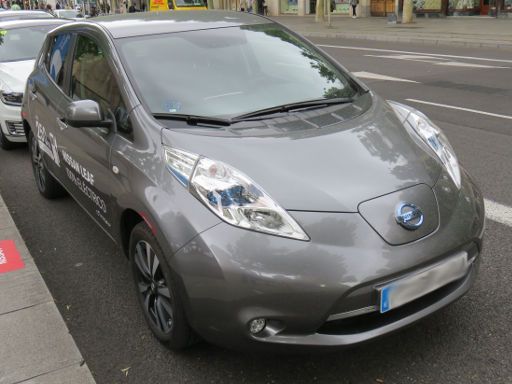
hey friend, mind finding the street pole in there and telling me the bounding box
[402,0,413,23]
[328,0,331,27]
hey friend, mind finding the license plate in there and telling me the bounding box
[379,252,471,314]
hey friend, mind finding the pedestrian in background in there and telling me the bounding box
[10,1,21,9]
[350,0,358,18]
[240,0,246,11]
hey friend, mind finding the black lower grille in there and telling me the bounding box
[318,273,469,335]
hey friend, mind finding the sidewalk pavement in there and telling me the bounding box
[0,194,95,384]
[270,15,512,50]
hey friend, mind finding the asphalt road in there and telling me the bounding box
[0,39,511,384]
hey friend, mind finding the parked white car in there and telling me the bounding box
[53,9,86,20]
[0,18,68,149]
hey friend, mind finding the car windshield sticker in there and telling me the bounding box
[164,101,182,113]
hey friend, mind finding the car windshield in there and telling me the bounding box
[57,10,81,18]
[116,24,360,119]
[0,25,55,62]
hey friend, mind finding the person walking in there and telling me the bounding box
[349,0,358,17]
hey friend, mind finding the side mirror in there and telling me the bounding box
[63,100,112,128]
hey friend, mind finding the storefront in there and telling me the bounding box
[370,0,512,16]
[280,0,298,13]
[370,0,394,15]
[278,0,352,14]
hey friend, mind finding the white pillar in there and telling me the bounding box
[298,0,305,15]
[268,0,279,14]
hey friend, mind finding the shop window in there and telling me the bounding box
[280,0,298,13]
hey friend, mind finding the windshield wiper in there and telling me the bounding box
[231,97,355,122]
[153,113,231,127]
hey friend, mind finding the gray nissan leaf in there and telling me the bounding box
[21,11,485,351]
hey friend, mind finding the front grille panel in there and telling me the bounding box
[318,274,468,335]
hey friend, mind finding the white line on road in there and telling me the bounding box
[364,54,510,69]
[352,71,418,83]
[485,199,512,227]
[405,99,512,120]
[318,44,512,64]
[436,61,509,69]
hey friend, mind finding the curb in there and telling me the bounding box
[0,193,96,384]
[298,31,512,50]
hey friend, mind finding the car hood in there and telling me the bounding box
[0,60,34,93]
[161,93,442,212]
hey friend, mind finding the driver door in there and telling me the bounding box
[57,33,127,235]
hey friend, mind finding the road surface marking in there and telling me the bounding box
[405,99,512,120]
[352,71,418,83]
[364,54,509,69]
[318,44,512,64]
[436,62,509,69]
[485,199,512,227]
[365,54,446,63]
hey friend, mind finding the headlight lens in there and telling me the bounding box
[164,147,309,241]
[388,101,461,189]
[0,91,23,106]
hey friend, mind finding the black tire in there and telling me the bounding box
[129,221,195,350]
[28,130,67,199]
[0,128,15,150]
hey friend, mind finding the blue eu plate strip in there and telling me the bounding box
[380,286,391,313]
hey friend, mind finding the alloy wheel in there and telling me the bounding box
[134,240,174,334]
[31,137,46,192]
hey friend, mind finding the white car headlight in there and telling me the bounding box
[388,101,461,189]
[163,147,309,241]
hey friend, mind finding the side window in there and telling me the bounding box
[71,35,132,135]
[47,34,72,90]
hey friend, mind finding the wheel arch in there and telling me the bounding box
[120,208,144,258]
[23,119,32,141]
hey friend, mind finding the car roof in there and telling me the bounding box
[0,10,55,20]
[0,18,70,29]
[86,11,270,39]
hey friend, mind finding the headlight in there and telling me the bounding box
[388,101,461,189]
[0,91,23,106]
[164,147,309,241]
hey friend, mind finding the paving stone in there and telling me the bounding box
[20,363,96,384]
[0,268,51,315]
[0,302,84,384]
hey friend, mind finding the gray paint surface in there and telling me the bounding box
[20,12,485,351]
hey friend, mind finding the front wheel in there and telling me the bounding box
[129,222,196,350]
[29,130,66,199]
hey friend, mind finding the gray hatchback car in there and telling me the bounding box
[22,11,485,351]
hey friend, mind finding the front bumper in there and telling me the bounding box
[172,169,485,350]
[0,103,26,143]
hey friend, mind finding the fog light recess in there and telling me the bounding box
[249,318,266,334]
